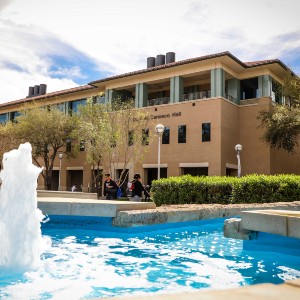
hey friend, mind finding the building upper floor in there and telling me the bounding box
[0,51,292,123]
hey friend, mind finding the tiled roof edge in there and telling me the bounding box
[0,84,96,108]
[89,51,292,85]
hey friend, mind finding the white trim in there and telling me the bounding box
[90,166,103,170]
[179,162,209,168]
[52,167,59,170]
[143,163,168,168]
[226,163,238,169]
[66,167,84,170]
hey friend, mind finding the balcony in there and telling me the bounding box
[147,97,170,106]
[181,90,211,101]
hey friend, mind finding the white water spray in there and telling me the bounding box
[0,143,47,271]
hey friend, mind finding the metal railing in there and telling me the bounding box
[181,90,211,101]
[147,97,170,106]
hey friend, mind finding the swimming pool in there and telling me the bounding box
[0,217,300,299]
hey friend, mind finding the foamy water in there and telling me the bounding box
[0,143,49,271]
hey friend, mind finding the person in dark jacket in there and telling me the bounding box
[129,173,144,202]
[144,185,151,201]
[103,173,118,200]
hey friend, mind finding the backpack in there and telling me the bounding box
[126,180,135,197]
[117,187,122,199]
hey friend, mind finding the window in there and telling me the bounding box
[68,99,86,115]
[110,134,116,148]
[128,130,134,146]
[178,125,186,143]
[66,139,72,152]
[202,123,211,142]
[80,140,85,151]
[162,126,170,144]
[240,78,258,100]
[0,113,7,124]
[10,111,21,122]
[142,129,149,146]
[52,102,65,113]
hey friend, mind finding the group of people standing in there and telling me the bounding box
[103,173,150,202]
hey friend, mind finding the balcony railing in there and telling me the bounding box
[147,97,170,106]
[181,90,211,101]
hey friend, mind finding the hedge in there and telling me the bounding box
[150,174,300,206]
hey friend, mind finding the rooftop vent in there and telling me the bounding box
[27,84,47,98]
[166,52,175,64]
[146,52,176,68]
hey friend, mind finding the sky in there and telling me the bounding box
[0,0,300,104]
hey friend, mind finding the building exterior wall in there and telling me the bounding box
[1,51,299,192]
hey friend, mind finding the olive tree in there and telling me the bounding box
[76,97,154,190]
[11,102,77,189]
[258,74,300,154]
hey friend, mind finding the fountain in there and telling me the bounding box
[0,143,48,271]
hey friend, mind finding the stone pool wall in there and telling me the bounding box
[113,201,300,227]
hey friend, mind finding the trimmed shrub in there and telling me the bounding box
[151,174,300,206]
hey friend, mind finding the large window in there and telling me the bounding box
[142,129,149,146]
[272,79,283,104]
[52,102,65,113]
[128,130,134,146]
[10,111,21,122]
[68,99,86,115]
[178,125,186,143]
[240,77,258,100]
[162,126,170,144]
[0,113,7,124]
[202,123,211,142]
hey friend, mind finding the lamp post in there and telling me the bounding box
[155,124,165,180]
[58,153,63,191]
[235,144,242,178]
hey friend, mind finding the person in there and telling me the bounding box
[103,173,118,200]
[129,173,144,202]
[144,185,151,201]
[71,184,77,192]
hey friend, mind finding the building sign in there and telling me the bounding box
[133,112,181,122]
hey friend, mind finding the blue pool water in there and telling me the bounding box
[0,217,300,299]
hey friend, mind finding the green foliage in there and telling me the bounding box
[258,73,300,153]
[151,174,300,206]
[76,95,154,186]
[258,105,300,153]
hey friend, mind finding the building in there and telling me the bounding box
[0,51,299,192]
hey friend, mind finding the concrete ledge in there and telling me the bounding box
[240,209,300,239]
[38,197,156,217]
[113,201,300,227]
[37,190,98,199]
[103,279,300,300]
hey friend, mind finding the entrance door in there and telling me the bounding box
[67,170,83,191]
[51,170,59,191]
[146,168,167,186]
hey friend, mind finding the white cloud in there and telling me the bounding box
[1,0,300,103]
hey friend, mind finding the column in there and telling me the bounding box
[170,76,183,103]
[258,75,272,98]
[135,83,148,108]
[211,68,225,98]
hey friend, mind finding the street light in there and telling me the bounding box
[58,153,63,191]
[155,124,165,180]
[235,144,242,178]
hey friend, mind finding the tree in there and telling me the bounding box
[258,74,300,153]
[10,102,77,189]
[76,97,154,189]
[0,122,20,165]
